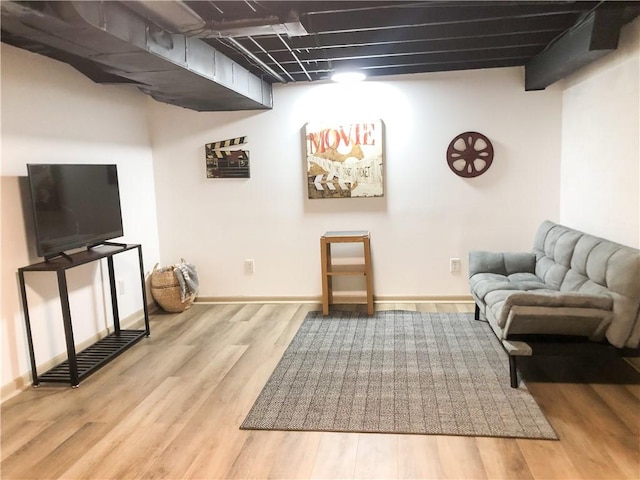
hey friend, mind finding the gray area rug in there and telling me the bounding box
[241,311,557,439]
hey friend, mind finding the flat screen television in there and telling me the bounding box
[27,164,124,260]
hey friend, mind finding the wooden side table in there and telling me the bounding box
[320,231,374,315]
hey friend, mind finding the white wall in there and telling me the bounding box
[1,44,161,394]
[149,67,563,300]
[6,17,637,397]
[560,18,640,247]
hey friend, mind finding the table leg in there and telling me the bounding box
[321,238,330,315]
[18,270,40,386]
[363,237,374,315]
[57,270,79,387]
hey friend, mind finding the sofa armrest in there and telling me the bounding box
[503,291,614,311]
[499,291,614,330]
[468,251,536,278]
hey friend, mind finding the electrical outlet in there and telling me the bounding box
[450,258,461,273]
[118,280,125,295]
[245,259,255,274]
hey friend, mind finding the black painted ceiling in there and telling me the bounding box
[2,1,639,111]
[192,1,640,83]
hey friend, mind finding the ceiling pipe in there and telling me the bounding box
[247,36,296,82]
[277,33,312,81]
[226,37,287,83]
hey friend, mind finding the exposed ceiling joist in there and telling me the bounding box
[282,13,585,50]
[301,3,594,34]
[268,32,559,64]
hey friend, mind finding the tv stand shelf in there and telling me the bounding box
[38,330,146,384]
[18,243,150,387]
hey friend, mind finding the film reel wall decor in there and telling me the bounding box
[446,131,494,178]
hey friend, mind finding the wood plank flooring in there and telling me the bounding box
[1,302,638,479]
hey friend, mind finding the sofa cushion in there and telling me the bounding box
[468,251,536,277]
[470,272,547,302]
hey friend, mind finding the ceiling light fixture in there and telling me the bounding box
[331,71,366,83]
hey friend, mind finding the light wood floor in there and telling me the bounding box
[2,302,638,479]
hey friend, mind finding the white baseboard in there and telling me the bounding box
[194,294,474,304]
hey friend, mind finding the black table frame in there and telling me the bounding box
[18,243,150,387]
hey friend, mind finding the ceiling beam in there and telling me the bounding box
[524,8,626,91]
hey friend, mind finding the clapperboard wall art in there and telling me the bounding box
[205,136,250,178]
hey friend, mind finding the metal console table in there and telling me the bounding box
[18,243,150,387]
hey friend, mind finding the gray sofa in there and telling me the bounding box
[469,220,640,387]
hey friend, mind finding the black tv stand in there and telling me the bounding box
[90,241,128,250]
[18,244,150,387]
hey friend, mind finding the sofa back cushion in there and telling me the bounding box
[532,220,640,347]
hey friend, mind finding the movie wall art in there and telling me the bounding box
[305,120,384,199]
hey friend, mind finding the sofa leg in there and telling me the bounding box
[509,356,519,388]
[474,303,480,321]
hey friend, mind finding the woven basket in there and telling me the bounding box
[150,263,195,313]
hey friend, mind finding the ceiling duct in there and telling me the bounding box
[121,0,207,34]
[122,0,304,83]
[125,1,307,38]
[198,15,308,39]
[525,8,628,91]
[0,0,273,111]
